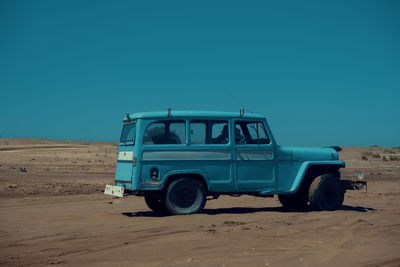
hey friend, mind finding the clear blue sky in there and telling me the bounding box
[0,0,399,146]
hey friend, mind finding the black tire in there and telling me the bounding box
[144,192,166,214]
[278,188,309,210]
[309,174,344,211]
[164,178,206,215]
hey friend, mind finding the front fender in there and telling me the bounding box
[289,160,345,193]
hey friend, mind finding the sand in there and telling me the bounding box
[0,138,399,266]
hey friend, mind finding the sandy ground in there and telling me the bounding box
[0,138,399,266]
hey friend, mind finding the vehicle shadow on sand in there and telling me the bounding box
[121,205,375,217]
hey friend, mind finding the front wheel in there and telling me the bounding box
[164,178,206,215]
[309,174,344,211]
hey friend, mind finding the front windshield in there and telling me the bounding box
[120,123,136,143]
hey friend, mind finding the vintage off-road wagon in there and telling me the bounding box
[105,110,366,215]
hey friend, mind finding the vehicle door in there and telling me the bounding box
[233,120,275,191]
[188,119,233,192]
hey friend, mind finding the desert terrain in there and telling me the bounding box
[0,138,399,266]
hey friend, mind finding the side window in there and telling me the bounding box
[211,121,228,144]
[190,120,229,144]
[143,120,185,144]
[189,122,206,144]
[235,121,270,145]
[169,122,185,143]
[234,124,246,144]
[143,123,164,144]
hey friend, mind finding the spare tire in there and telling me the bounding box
[309,174,344,211]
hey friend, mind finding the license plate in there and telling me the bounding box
[104,185,125,198]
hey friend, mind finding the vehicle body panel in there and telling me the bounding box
[114,111,345,195]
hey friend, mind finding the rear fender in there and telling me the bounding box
[161,169,210,191]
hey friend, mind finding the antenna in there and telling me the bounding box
[168,108,171,117]
[240,109,245,117]
[229,92,254,113]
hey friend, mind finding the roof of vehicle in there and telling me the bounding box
[125,110,265,120]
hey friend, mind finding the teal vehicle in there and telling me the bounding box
[105,110,366,215]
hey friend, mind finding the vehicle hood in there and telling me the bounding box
[277,146,339,161]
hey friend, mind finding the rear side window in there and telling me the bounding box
[235,121,270,145]
[120,122,136,143]
[143,120,185,145]
[190,120,229,144]
[189,122,206,144]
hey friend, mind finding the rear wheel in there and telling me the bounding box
[309,174,344,211]
[144,192,166,214]
[164,178,206,215]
